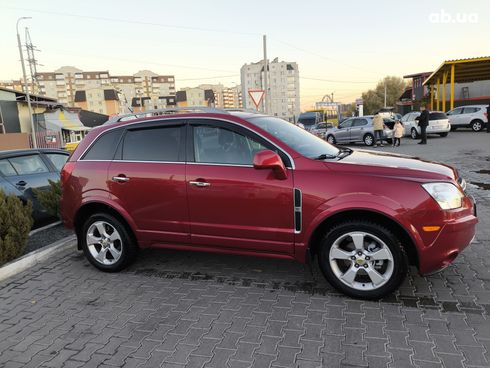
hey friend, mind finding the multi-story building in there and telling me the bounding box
[176,87,215,107]
[222,85,242,109]
[241,58,300,121]
[2,67,176,115]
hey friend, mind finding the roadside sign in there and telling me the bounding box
[248,89,265,109]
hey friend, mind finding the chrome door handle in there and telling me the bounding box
[189,181,210,187]
[112,176,129,183]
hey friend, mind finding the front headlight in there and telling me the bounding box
[422,182,464,210]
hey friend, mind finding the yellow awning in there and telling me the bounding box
[423,56,490,85]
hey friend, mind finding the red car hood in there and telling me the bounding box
[330,149,457,181]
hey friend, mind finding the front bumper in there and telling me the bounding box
[418,197,478,274]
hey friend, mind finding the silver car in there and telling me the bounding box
[446,105,488,132]
[325,116,393,146]
[401,111,450,139]
[310,122,334,139]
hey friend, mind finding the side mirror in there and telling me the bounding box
[253,150,288,180]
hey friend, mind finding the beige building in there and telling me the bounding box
[176,87,215,107]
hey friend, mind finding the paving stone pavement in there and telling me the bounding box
[0,131,489,368]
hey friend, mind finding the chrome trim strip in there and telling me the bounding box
[187,162,253,168]
[294,188,302,234]
[77,116,296,169]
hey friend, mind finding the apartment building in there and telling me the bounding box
[176,87,215,107]
[74,88,122,115]
[241,58,300,121]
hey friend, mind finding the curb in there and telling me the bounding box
[0,235,77,283]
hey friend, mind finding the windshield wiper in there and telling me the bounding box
[337,147,353,158]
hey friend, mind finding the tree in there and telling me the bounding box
[33,180,62,218]
[361,76,407,115]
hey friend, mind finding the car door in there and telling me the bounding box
[3,153,58,223]
[186,119,295,255]
[350,118,368,142]
[335,119,353,142]
[447,107,463,126]
[107,121,190,245]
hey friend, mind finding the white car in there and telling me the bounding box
[400,111,451,139]
[446,105,488,132]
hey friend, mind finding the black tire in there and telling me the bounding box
[439,132,448,137]
[327,135,336,144]
[450,126,457,131]
[81,213,137,272]
[363,133,374,146]
[470,119,483,132]
[410,128,419,140]
[317,220,408,300]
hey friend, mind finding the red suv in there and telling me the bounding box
[60,109,477,299]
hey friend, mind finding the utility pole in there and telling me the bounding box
[262,34,269,114]
[17,17,37,148]
[384,80,387,108]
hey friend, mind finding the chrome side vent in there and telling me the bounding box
[294,188,302,233]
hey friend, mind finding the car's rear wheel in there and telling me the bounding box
[81,213,137,272]
[318,220,407,299]
[450,126,457,131]
[363,133,374,146]
[410,128,419,139]
[471,120,483,132]
[439,132,448,137]
[327,135,336,144]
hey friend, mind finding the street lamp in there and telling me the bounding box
[16,17,37,148]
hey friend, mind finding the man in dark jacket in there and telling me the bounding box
[416,106,430,144]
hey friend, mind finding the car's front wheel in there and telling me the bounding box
[81,213,137,272]
[410,128,419,139]
[327,135,336,144]
[318,220,407,299]
[363,133,374,146]
[471,120,483,132]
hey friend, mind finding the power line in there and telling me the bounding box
[301,76,376,84]
[1,6,260,36]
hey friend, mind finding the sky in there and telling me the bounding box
[0,0,489,110]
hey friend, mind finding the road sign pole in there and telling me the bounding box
[263,34,268,114]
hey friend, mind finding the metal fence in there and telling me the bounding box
[29,130,62,149]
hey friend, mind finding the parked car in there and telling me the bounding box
[310,122,334,139]
[0,149,69,228]
[60,109,477,299]
[297,111,322,131]
[446,105,488,132]
[325,116,393,146]
[401,111,451,139]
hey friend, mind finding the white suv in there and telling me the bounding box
[401,111,451,139]
[446,105,488,132]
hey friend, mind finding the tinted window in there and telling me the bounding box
[448,108,463,115]
[83,130,121,160]
[0,159,17,176]
[123,126,182,162]
[45,153,68,171]
[429,112,447,120]
[463,107,479,114]
[193,126,267,165]
[8,155,49,175]
[353,119,368,127]
[339,119,353,128]
[246,116,340,159]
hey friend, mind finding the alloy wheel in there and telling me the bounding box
[328,231,394,291]
[471,121,482,132]
[86,221,123,265]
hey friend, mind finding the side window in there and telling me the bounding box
[463,107,478,114]
[193,125,267,165]
[83,129,122,160]
[353,119,367,127]
[449,108,463,115]
[122,125,182,162]
[0,159,17,176]
[45,153,68,172]
[339,119,353,128]
[8,155,49,175]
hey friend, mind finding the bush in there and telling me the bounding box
[0,190,33,266]
[33,180,61,217]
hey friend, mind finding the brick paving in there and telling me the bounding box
[0,131,489,368]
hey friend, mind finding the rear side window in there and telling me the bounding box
[463,107,479,114]
[0,159,17,176]
[83,130,122,160]
[45,153,68,171]
[429,112,447,120]
[122,126,182,162]
[8,155,49,175]
[353,119,367,127]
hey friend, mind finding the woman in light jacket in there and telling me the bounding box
[393,120,404,147]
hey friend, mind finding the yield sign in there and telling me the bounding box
[248,89,265,109]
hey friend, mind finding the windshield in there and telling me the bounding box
[247,116,340,158]
[298,117,316,126]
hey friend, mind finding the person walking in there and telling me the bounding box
[372,112,385,147]
[487,104,490,133]
[393,119,404,147]
[415,106,429,144]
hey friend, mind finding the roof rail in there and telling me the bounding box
[224,108,262,114]
[104,106,230,125]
